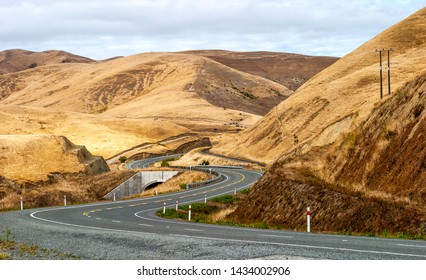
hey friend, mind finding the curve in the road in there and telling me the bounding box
[28,156,426,260]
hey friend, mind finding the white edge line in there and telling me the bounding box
[259,234,293,239]
[167,234,426,258]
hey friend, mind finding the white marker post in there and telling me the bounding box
[188,205,192,221]
[176,201,179,211]
[234,188,237,195]
[20,197,23,211]
[64,195,67,206]
[163,202,166,214]
[113,193,116,202]
[204,195,207,203]
[155,190,158,196]
[307,207,311,233]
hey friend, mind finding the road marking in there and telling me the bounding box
[184,228,204,232]
[95,218,102,220]
[397,244,426,248]
[342,240,348,242]
[111,220,121,223]
[138,224,153,227]
[155,199,172,203]
[106,207,122,210]
[167,234,426,259]
[259,234,293,239]
[129,203,147,207]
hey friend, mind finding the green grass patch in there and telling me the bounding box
[210,194,238,205]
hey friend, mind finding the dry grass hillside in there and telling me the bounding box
[0,49,94,75]
[229,75,426,236]
[0,135,109,182]
[223,7,426,237]
[215,7,426,165]
[0,52,289,119]
[184,50,339,90]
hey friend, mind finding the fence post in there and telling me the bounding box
[307,207,311,233]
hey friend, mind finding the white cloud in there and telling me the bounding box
[0,0,425,59]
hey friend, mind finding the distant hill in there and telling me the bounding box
[0,52,291,129]
[183,50,339,90]
[0,49,95,75]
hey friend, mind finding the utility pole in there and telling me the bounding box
[375,48,393,99]
[375,49,384,99]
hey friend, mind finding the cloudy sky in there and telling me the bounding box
[1,0,425,59]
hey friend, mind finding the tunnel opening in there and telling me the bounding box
[144,181,163,191]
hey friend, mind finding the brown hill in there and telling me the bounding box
[0,135,109,182]
[183,50,339,90]
[0,49,95,75]
[221,7,426,236]
[0,52,290,123]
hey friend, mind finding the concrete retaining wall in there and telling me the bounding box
[104,171,179,200]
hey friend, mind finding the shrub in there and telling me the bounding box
[118,156,127,163]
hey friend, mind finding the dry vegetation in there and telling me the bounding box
[0,135,109,182]
[0,170,136,211]
[184,50,338,90]
[228,175,424,237]
[214,7,426,165]
[0,49,94,75]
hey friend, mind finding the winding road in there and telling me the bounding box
[1,156,426,259]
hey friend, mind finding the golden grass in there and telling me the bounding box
[0,170,136,210]
[214,7,426,164]
[0,135,108,182]
[0,105,191,159]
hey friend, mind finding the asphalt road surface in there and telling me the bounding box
[1,157,425,259]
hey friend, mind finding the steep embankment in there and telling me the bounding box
[0,135,109,182]
[184,50,339,90]
[0,49,95,75]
